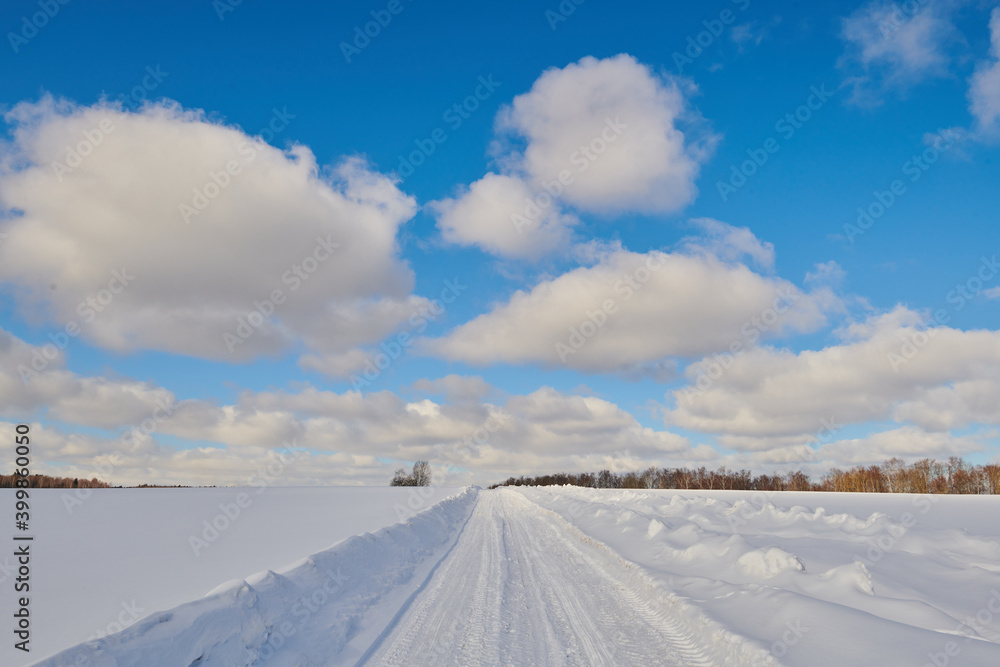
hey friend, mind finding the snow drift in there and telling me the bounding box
[34,487,479,666]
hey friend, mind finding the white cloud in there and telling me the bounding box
[669,307,1000,439]
[984,286,1000,299]
[297,347,375,378]
[812,426,987,465]
[730,18,781,50]
[711,426,989,478]
[430,173,575,259]
[839,0,961,103]
[432,54,714,259]
[423,223,837,374]
[679,218,775,271]
[498,54,708,214]
[0,327,178,428]
[969,8,1000,136]
[410,375,496,404]
[0,320,714,483]
[805,260,847,288]
[3,317,996,484]
[0,96,419,361]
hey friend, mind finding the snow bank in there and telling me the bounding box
[516,487,1000,666]
[33,487,479,667]
[1,485,469,666]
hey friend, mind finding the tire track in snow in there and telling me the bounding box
[361,490,721,666]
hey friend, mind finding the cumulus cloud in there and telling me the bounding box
[968,8,1000,136]
[2,419,391,487]
[839,0,961,103]
[679,218,775,271]
[497,54,708,214]
[669,307,1000,440]
[0,96,419,361]
[410,375,496,405]
[423,223,838,374]
[297,347,376,379]
[712,426,989,479]
[430,173,575,259]
[5,316,996,483]
[431,54,714,259]
[0,323,712,484]
[0,327,177,428]
[812,426,987,466]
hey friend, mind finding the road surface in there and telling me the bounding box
[359,490,718,666]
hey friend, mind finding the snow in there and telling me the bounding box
[0,485,466,666]
[11,487,1000,666]
[518,487,1000,666]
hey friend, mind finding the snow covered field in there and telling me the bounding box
[519,487,1000,666]
[11,486,1000,666]
[0,486,466,666]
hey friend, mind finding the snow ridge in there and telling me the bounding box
[34,487,480,667]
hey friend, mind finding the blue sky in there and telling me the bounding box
[1,0,998,485]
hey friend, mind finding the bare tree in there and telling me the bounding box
[412,460,432,487]
[390,461,432,487]
[390,467,413,486]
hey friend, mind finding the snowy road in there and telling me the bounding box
[360,490,717,667]
[36,487,1000,666]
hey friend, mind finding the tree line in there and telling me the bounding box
[489,457,1000,494]
[0,474,112,489]
[0,474,198,489]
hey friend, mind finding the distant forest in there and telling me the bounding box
[6,457,1000,494]
[490,457,1000,495]
[0,474,112,489]
[0,474,194,489]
